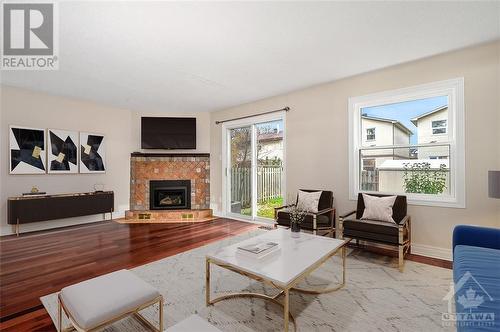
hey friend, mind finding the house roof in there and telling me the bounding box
[258,131,283,142]
[361,115,413,135]
[410,105,448,126]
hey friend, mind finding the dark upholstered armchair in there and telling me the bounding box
[338,193,411,271]
[274,190,335,236]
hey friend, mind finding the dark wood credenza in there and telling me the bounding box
[7,191,114,235]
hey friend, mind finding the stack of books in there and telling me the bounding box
[237,241,280,259]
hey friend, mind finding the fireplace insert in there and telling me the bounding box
[149,180,191,210]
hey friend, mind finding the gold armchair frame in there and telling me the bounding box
[274,200,336,236]
[338,211,411,272]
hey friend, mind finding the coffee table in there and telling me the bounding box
[205,229,350,331]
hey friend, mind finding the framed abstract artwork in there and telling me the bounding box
[9,126,47,174]
[48,129,79,174]
[79,132,106,173]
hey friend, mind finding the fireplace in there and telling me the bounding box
[149,180,191,210]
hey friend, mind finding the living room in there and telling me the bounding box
[1,1,499,332]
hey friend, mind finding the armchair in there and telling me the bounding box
[274,190,335,236]
[338,193,411,272]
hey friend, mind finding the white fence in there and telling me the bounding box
[231,165,282,206]
[361,170,379,191]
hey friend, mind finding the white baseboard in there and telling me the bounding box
[355,240,453,261]
[212,211,272,226]
[212,210,223,218]
[411,243,452,261]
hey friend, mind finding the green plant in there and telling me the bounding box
[257,197,283,219]
[241,197,284,219]
[403,162,448,194]
[288,205,306,224]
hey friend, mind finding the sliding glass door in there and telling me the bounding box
[228,126,253,217]
[224,114,285,222]
[256,121,284,219]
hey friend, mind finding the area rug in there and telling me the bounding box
[41,230,454,331]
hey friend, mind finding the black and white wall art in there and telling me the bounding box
[9,126,47,174]
[80,132,106,173]
[48,129,78,174]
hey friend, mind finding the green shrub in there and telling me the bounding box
[403,162,447,194]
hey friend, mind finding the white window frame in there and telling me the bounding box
[432,119,447,135]
[348,78,465,208]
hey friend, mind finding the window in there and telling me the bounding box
[363,158,376,170]
[366,128,376,140]
[432,120,447,135]
[348,78,465,208]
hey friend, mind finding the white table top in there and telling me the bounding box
[206,229,347,288]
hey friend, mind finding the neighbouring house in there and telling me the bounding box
[360,115,413,190]
[411,105,449,159]
[257,129,284,162]
[361,115,413,166]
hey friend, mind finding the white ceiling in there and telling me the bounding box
[2,1,499,113]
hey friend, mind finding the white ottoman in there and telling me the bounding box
[58,269,163,332]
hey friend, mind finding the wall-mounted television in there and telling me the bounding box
[141,117,196,149]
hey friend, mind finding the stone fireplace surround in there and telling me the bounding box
[129,152,210,212]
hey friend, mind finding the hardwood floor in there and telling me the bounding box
[0,219,451,331]
[0,218,258,331]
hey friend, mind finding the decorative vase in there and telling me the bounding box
[288,205,305,238]
[290,221,301,237]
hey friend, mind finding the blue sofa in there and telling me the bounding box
[452,225,500,331]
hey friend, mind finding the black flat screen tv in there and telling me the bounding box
[141,117,196,149]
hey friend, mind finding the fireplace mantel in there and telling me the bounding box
[131,152,210,158]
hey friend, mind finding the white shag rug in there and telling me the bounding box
[41,229,453,331]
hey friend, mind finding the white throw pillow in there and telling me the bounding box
[361,193,397,224]
[296,190,322,213]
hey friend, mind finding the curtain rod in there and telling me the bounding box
[215,106,290,125]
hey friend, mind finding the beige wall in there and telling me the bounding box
[210,41,500,256]
[0,86,133,235]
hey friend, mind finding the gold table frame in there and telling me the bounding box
[205,239,350,331]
